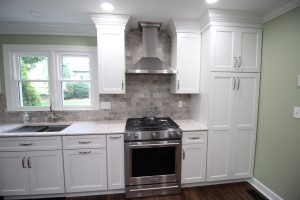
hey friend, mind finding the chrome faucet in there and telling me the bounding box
[49,105,60,123]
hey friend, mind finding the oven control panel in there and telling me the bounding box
[124,129,183,141]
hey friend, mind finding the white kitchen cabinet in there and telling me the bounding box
[168,20,201,94]
[28,150,64,195]
[63,148,107,193]
[90,14,130,94]
[181,131,207,184]
[210,26,262,72]
[0,150,64,196]
[0,152,30,196]
[107,134,124,190]
[206,72,260,181]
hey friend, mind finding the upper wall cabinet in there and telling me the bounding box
[90,14,130,94]
[168,20,201,94]
[210,26,262,72]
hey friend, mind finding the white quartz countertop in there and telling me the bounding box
[0,119,207,137]
[175,120,207,132]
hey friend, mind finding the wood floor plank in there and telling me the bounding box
[60,182,267,200]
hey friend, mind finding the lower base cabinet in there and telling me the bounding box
[181,131,207,184]
[0,150,64,196]
[63,148,107,193]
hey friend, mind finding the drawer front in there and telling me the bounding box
[63,135,106,149]
[182,131,207,144]
[0,137,62,151]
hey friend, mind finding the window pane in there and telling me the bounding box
[19,56,48,80]
[62,82,91,106]
[19,82,49,107]
[62,56,90,80]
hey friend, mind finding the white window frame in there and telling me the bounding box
[3,44,99,111]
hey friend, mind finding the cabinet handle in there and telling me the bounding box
[237,77,240,90]
[177,80,180,90]
[109,136,122,139]
[79,151,92,154]
[122,80,124,90]
[238,57,242,68]
[232,77,236,90]
[78,141,91,144]
[27,157,32,168]
[233,57,237,68]
[189,136,200,140]
[20,143,33,146]
[22,157,26,168]
[182,149,185,160]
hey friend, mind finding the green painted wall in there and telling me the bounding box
[0,35,96,93]
[255,6,300,200]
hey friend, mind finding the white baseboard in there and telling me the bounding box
[247,178,284,200]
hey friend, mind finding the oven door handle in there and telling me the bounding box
[129,142,180,148]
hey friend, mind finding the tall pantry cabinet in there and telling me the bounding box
[192,9,262,182]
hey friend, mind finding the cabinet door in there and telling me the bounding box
[0,152,30,196]
[237,28,262,72]
[207,72,234,181]
[231,73,260,179]
[210,26,239,72]
[182,144,206,184]
[175,33,201,93]
[28,150,64,195]
[107,134,124,190]
[63,148,107,193]
[98,28,125,94]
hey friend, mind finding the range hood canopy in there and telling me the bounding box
[126,22,177,74]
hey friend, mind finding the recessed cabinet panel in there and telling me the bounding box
[231,131,255,178]
[239,29,262,72]
[0,152,29,196]
[107,134,124,190]
[175,33,201,93]
[209,73,234,130]
[206,133,231,181]
[211,27,237,72]
[98,29,125,94]
[182,144,206,183]
[64,149,107,193]
[28,151,64,195]
[234,73,260,130]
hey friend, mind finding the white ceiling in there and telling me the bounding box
[0,0,295,27]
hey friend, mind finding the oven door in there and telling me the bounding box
[125,140,181,186]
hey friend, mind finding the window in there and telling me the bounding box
[3,45,98,111]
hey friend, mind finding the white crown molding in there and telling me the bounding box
[168,19,201,34]
[263,0,300,23]
[199,9,263,30]
[248,178,284,200]
[0,22,96,36]
[89,13,130,30]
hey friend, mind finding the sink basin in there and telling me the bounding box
[6,125,70,133]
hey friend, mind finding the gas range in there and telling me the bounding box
[124,117,182,141]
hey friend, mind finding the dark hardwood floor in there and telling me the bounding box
[67,182,267,200]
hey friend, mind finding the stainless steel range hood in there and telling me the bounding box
[126,22,177,74]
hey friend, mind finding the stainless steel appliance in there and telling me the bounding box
[124,117,182,198]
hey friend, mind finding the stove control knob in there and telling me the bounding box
[152,132,157,138]
[125,133,131,138]
[169,132,175,137]
[134,133,139,139]
[177,132,182,137]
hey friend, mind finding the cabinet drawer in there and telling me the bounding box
[0,137,62,151]
[63,135,106,149]
[182,131,207,144]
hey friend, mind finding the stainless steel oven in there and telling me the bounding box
[125,139,182,198]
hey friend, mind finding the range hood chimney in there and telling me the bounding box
[126,22,177,74]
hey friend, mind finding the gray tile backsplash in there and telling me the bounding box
[0,29,191,123]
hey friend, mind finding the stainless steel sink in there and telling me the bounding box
[6,125,70,133]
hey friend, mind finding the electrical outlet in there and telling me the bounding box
[293,107,300,119]
[100,102,111,110]
[178,101,183,108]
